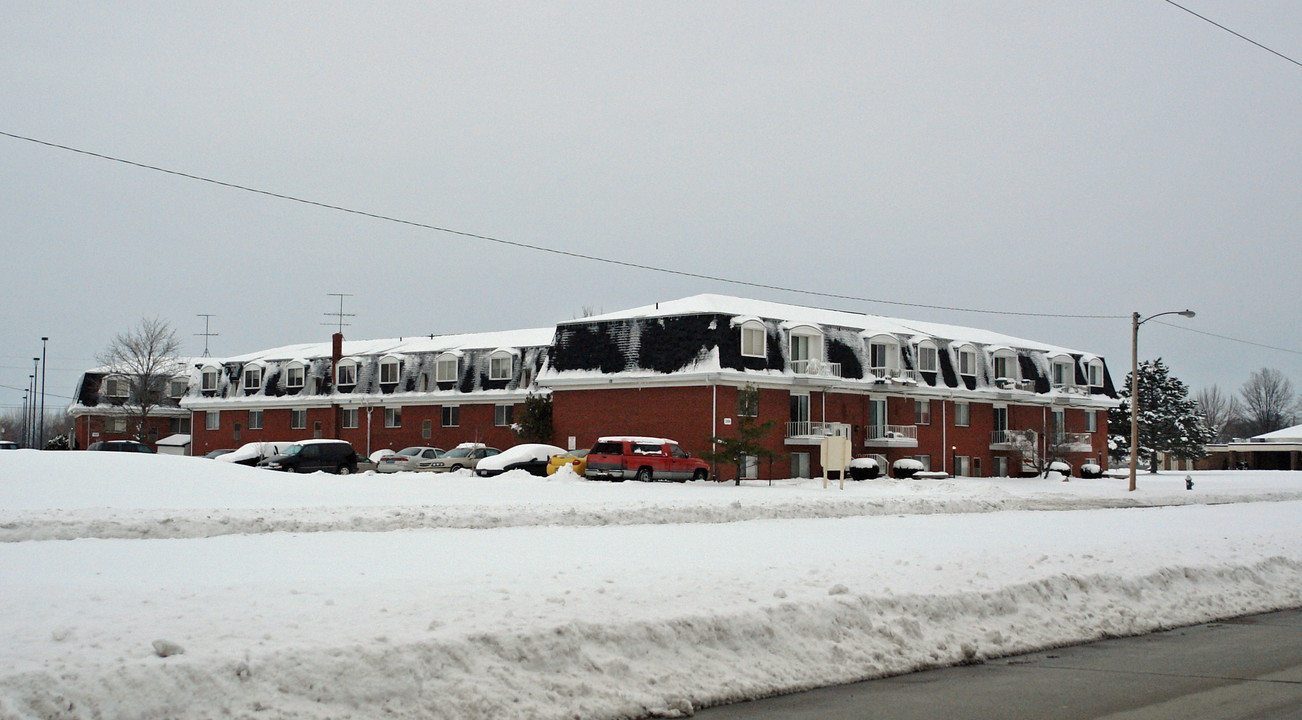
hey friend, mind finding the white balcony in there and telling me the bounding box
[790,359,841,377]
[867,366,920,384]
[990,429,1037,450]
[785,421,852,444]
[864,424,918,447]
[1048,432,1093,452]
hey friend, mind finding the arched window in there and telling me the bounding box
[242,363,264,393]
[335,358,358,387]
[201,365,220,393]
[436,353,460,383]
[104,374,129,399]
[1087,359,1105,388]
[378,356,402,385]
[914,340,939,373]
[489,350,515,381]
[168,375,189,399]
[1048,353,1073,389]
[865,334,900,379]
[284,361,306,389]
[956,345,978,377]
[739,320,767,358]
[991,348,1019,384]
[787,325,824,374]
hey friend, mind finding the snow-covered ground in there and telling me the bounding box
[2,450,1301,719]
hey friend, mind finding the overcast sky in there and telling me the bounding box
[2,1,1299,421]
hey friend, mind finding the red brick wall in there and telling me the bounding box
[191,402,525,457]
[74,414,181,451]
[552,386,718,456]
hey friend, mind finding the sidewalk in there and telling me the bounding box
[696,608,1302,720]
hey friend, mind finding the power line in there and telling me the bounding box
[1152,319,1302,357]
[1161,0,1302,68]
[0,130,1126,321]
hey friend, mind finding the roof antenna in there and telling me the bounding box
[195,314,219,357]
[323,293,355,334]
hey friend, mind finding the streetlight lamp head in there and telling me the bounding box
[1178,310,1195,318]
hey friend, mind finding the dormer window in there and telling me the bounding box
[201,367,219,392]
[867,335,899,378]
[105,376,129,399]
[436,354,459,383]
[242,365,263,393]
[916,342,938,373]
[336,359,357,387]
[1087,360,1104,388]
[958,346,977,377]
[992,351,1018,384]
[168,377,188,399]
[1051,357,1072,389]
[740,321,766,358]
[285,363,306,389]
[788,326,824,374]
[379,357,401,385]
[489,352,514,381]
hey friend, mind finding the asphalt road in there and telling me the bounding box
[695,608,1302,720]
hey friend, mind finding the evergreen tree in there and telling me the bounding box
[700,414,781,486]
[1108,358,1214,472]
[512,393,553,443]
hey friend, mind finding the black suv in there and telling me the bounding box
[258,440,359,474]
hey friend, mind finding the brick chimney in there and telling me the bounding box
[331,332,344,439]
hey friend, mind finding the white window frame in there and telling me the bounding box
[108,416,127,433]
[285,363,306,389]
[915,399,931,425]
[788,326,824,373]
[336,360,357,387]
[495,403,514,427]
[1088,361,1104,388]
[243,365,263,393]
[384,406,402,428]
[955,402,971,427]
[957,346,977,377]
[992,351,1018,383]
[442,405,459,427]
[290,409,306,430]
[201,368,219,392]
[1086,410,1098,433]
[342,407,358,429]
[740,321,766,359]
[168,377,188,399]
[105,376,129,399]
[248,410,263,430]
[379,358,401,385]
[489,352,514,381]
[205,410,220,431]
[867,335,899,376]
[436,354,459,383]
[956,456,971,477]
[916,342,938,373]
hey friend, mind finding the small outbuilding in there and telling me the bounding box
[156,434,191,457]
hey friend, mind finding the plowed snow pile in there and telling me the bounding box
[2,450,1301,719]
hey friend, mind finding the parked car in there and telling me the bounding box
[86,440,155,453]
[217,441,294,467]
[0,441,19,450]
[584,436,709,483]
[475,443,567,477]
[203,448,235,459]
[425,443,501,473]
[257,439,360,474]
[377,446,445,473]
[546,448,590,476]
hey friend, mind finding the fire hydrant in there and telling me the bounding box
[1185,475,1194,490]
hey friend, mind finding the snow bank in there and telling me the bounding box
[3,450,1302,719]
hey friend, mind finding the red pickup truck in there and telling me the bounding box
[584,436,711,483]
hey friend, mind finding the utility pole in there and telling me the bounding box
[39,337,47,449]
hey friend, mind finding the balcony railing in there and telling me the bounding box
[790,359,841,377]
[867,366,920,383]
[1048,432,1093,451]
[785,421,852,439]
[864,424,918,446]
[990,429,1037,448]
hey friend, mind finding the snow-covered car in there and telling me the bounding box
[425,443,501,473]
[203,448,235,459]
[258,439,360,474]
[377,446,445,473]
[0,441,19,450]
[475,443,567,477]
[546,449,589,476]
[217,441,294,467]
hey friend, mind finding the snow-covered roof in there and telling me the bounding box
[570,294,1088,355]
[1251,424,1302,442]
[220,327,556,364]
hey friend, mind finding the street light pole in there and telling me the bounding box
[39,337,48,449]
[1129,309,1196,492]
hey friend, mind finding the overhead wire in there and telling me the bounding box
[1151,319,1302,357]
[0,130,1125,321]
[1161,0,1302,68]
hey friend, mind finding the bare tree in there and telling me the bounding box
[96,318,183,443]
[1195,385,1241,443]
[1238,368,1301,438]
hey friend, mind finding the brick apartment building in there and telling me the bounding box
[71,294,1118,478]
